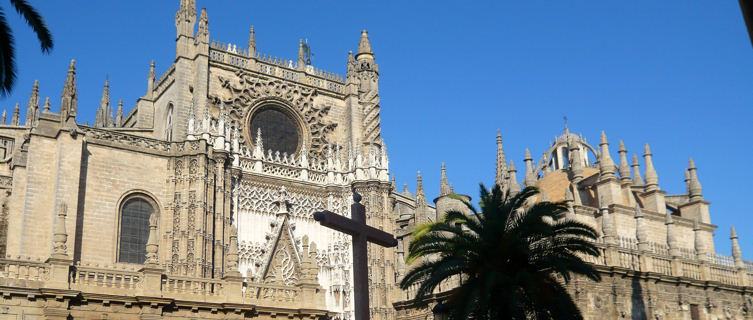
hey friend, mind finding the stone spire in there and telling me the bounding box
[631,154,644,185]
[391,174,397,192]
[731,226,744,268]
[95,79,112,128]
[297,39,306,69]
[196,8,209,44]
[175,0,197,39]
[439,163,450,196]
[356,29,374,60]
[415,171,425,204]
[248,26,256,56]
[25,80,39,127]
[617,140,631,183]
[43,97,50,112]
[115,99,123,127]
[59,60,77,123]
[52,203,69,258]
[11,103,19,125]
[687,158,703,201]
[145,213,159,265]
[665,211,679,256]
[523,148,537,187]
[1,110,6,124]
[693,216,707,257]
[598,131,617,180]
[495,131,508,188]
[643,144,659,192]
[634,204,648,250]
[508,160,520,196]
[147,60,155,100]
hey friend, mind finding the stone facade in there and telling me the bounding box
[393,129,753,319]
[0,1,749,319]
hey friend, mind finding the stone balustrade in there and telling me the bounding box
[589,237,752,287]
[0,258,327,313]
[208,42,345,95]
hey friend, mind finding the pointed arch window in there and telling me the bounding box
[118,194,157,264]
[165,104,174,142]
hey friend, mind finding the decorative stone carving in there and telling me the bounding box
[216,72,337,158]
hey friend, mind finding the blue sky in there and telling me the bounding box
[5,1,752,258]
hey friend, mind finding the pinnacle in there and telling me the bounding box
[600,131,608,145]
[632,154,640,166]
[356,29,373,59]
[524,148,532,160]
[730,226,738,239]
[689,157,696,169]
[618,140,626,152]
[644,143,651,155]
[508,160,516,171]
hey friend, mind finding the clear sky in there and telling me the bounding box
[5,1,752,258]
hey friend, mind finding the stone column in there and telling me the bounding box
[223,225,244,303]
[140,213,163,297]
[46,203,73,290]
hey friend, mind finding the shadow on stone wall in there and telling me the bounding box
[630,276,647,320]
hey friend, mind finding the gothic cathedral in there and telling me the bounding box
[0,1,750,320]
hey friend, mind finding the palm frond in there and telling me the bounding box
[9,0,52,53]
[0,8,16,96]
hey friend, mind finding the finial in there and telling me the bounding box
[356,29,374,60]
[495,131,507,187]
[687,157,703,201]
[523,148,537,187]
[11,103,19,125]
[631,154,643,185]
[115,99,123,127]
[416,170,425,200]
[643,143,659,191]
[508,160,520,196]
[598,131,616,180]
[617,140,631,182]
[439,163,450,196]
[731,226,738,239]
[25,80,40,127]
[731,226,743,266]
[297,39,306,68]
[247,26,257,54]
[60,59,78,120]
[1,110,6,124]
[43,97,51,112]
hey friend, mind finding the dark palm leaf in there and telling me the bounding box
[9,0,52,52]
[0,8,16,95]
[0,0,53,96]
[400,184,602,320]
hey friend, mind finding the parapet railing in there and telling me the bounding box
[589,236,753,286]
[0,258,323,310]
[208,41,345,94]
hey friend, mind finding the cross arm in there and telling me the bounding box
[313,210,398,248]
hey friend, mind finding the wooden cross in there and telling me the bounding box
[313,192,398,320]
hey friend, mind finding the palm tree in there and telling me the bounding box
[0,0,53,96]
[400,184,602,320]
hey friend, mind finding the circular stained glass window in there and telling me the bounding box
[249,107,299,155]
